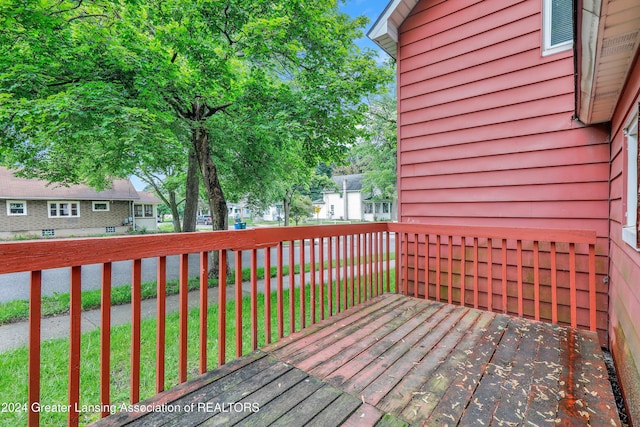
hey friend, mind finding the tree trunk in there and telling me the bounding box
[191,99,229,276]
[283,198,290,226]
[182,149,199,232]
[169,191,182,233]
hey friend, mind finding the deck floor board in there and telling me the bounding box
[90,294,621,427]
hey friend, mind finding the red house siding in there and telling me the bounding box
[608,52,640,424]
[397,0,611,341]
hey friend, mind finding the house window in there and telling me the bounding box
[105,226,116,233]
[48,201,80,218]
[134,204,154,218]
[92,201,110,212]
[623,108,639,250]
[7,200,27,216]
[542,0,573,56]
[383,203,390,214]
[364,203,373,214]
[42,229,55,237]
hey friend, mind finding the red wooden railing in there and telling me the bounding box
[0,222,601,426]
[0,223,392,426]
[389,223,600,334]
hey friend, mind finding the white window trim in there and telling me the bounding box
[6,200,27,216]
[542,0,573,56]
[134,203,155,218]
[48,201,80,218]
[622,109,639,251]
[92,201,110,212]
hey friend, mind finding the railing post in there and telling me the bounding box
[156,256,166,392]
[100,263,112,417]
[200,252,209,373]
[264,247,272,343]
[235,250,243,357]
[69,266,82,427]
[589,244,597,332]
[218,250,227,366]
[251,248,258,351]
[131,259,142,402]
[28,270,42,427]
[178,254,188,383]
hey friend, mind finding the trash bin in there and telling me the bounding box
[234,223,241,230]
[240,222,247,229]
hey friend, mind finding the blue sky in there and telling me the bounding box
[341,0,390,55]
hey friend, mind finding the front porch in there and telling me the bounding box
[0,222,619,426]
[91,293,620,426]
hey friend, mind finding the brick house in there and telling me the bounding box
[0,167,160,238]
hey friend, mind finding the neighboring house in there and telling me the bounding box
[369,0,640,422]
[320,174,395,221]
[0,167,160,238]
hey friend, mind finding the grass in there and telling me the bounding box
[0,253,395,325]
[0,274,396,426]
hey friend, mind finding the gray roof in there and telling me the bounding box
[331,174,363,192]
[0,167,142,201]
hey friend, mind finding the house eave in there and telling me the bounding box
[367,0,420,59]
[577,0,640,124]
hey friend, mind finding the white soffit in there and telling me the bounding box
[367,0,420,59]
[579,0,640,124]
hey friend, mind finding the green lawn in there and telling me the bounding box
[0,275,396,426]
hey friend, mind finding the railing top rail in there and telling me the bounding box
[0,222,389,275]
[387,223,597,245]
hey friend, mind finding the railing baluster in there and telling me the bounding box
[300,239,306,329]
[264,247,272,343]
[200,252,209,373]
[335,236,341,311]
[251,248,258,350]
[436,235,441,302]
[374,232,379,295]
[551,242,558,324]
[424,234,429,299]
[487,238,492,312]
[235,250,243,357]
[501,239,507,313]
[517,240,523,317]
[328,237,333,315]
[310,239,316,325]
[277,243,284,338]
[386,232,391,293]
[218,250,227,366]
[379,231,384,295]
[100,263,112,417]
[533,241,540,321]
[156,256,166,392]
[69,266,82,427]
[349,235,355,307]
[460,237,466,307]
[396,232,400,294]
[570,243,577,328]
[589,243,597,332]
[403,233,409,296]
[448,235,453,304]
[130,260,142,402]
[414,233,419,298]
[356,234,362,302]
[289,240,295,333]
[343,234,348,308]
[28,270,42,427]
[179,254,188,382]
[319,237,325,320]
[473,238,479,309]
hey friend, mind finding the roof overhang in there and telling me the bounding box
[367,0,420,59]
[577,0,640,124]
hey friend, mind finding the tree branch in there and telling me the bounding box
[48,0,83,15]
[204,102,233,118]
[67,13,108,23]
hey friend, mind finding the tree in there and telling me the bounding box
[289,194,313,226]
[0,0,393,246]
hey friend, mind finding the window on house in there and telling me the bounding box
[48,201,80,218]
[7,200,27,216]
[623,108,639,250]
[92,201,110,212]
[364,203,373,214]
[383,203,390,214]
[542,0,573,55]
[42,229,55,237]
[134,204,155,218]
[105,226,116,233]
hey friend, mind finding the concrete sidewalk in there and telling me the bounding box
[0,261,395,353]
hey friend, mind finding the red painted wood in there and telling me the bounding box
[424,234,430,299]
[517,240,523,317]
[403,234,409,296]
[551,243,558,324]
[200,252,208,373]
[473,238,479,309]
[436,235,441,302]
[319,238,325,320]
[349,235,355,307]
[264,247,272,343]
[69,266,81,427]
[28,270,41,427]
[335,236,341,311]
[501,240,507,313]
[589,244,596,332]
[414,234,419,298]
[289,240,295,333]
[130,260,141,403]
[277,243,284,339]
[534,241,540,321]
[310,239,316,325]
[251,249,258,350]
[100,263,112,417]
[179,254,188,382]
[218,250,227,366]
[460,237,466,306]
[448,235,453,304]
[300,240,306,329]
[156,256,166,392]
[570,243,577,328]
[235,250,243,357]
[386,232,391,293]
[486,238,492,311]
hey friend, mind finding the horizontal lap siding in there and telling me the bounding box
[397,0,610,342]
[608,52,640,425]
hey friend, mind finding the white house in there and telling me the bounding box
[319,174,395,222]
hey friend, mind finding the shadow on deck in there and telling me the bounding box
[90,294,621,426]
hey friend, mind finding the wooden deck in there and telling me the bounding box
[91,294,621,426]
